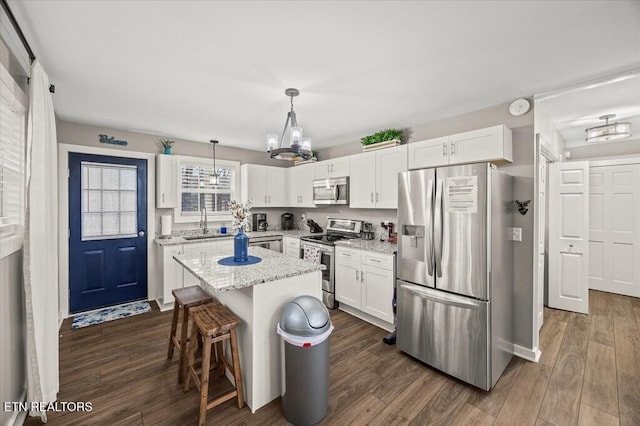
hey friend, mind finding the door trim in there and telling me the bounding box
[58,143,156,320]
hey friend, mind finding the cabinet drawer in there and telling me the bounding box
[362,252,394,270]
[335,247,361,263]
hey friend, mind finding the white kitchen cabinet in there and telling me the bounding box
[408,125,512,170]
[241,164,288,207]
[283,236,301,258]
[160,245,183,308]
[349,144,407,209]
[315,157,349,179]
[335,247,395,326]
[156,154,178,208]
[287,163,316,207]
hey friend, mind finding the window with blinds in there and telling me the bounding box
[0,68,26,239]
[176,159,238,220]
[81,162,138,240]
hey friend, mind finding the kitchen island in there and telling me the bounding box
[173,246,323,413]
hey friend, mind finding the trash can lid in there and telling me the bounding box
[279,295,331,336]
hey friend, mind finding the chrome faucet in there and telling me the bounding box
[200,206,208,234]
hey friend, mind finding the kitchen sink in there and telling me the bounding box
[183,234,230,241]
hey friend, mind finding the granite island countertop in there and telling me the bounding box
[173,246,324,293]
[155,229,315,246]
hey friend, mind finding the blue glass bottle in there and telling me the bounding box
[234,227,248,262]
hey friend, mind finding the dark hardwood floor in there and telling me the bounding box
[25,290,640,425]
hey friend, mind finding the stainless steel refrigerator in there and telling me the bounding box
[396,163,513,391]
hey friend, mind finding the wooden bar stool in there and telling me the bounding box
[167,286,216,383]
[183,303,244,426]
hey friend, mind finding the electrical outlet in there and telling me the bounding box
[510,227,522,241]
[301,213,306,221]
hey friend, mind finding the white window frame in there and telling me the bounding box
[173,155,240,223]
[0,62,27,259]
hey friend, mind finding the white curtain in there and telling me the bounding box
[23,60,59,421]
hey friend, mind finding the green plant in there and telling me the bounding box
[160,138,175,148]
[360,129,403,146]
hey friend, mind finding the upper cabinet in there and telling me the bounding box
[315,157,349,179]
[156,154,178,208]
[350,145,407,209]
[408,125,512,170]
[240,164,287,207]
[287,163,316,208]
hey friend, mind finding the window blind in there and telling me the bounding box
[179,161,235,216]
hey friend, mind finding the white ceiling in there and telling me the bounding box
[536,71,640,148]
[9,1,640,151]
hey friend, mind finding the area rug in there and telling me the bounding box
[71,300,151,329]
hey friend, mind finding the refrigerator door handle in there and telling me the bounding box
[425,179,434,277]
[434,177,444,278]
[400,282,482,309]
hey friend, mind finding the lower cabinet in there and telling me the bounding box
[335,246,395,327]
[283,236,300,258]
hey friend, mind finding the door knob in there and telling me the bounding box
[138,230,145,237]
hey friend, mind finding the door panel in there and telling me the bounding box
[397,282,489,390]
[69,153,147,313]
[349,152,376,208]
[376,145,407,209]
[362,265,394,323]
[549,161,589,313]
[436,164,488,300]
[588,164,640,297]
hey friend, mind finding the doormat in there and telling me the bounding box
[71,301,151,329]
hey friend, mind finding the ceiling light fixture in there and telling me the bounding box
[210,139,219,184]
[267,88,312,161]
[585,114,632,142]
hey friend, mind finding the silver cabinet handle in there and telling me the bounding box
[264,195,267,203]
[375,192,379,202]
[361,270,365,282]
[162,193,165,203]
[443,142,447,157]
[371,192,374,203]
[327,165,330,173]
[331,164,334,173]
[451,141,456,155]
[369,258,381,263]
[434,178,444,278]
[356,270,359,280]
[268,195,271,203]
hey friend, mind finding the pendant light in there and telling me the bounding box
[210,140,219,184]
[267,88,313,161]
[585,114,632,142]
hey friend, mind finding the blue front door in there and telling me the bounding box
[68,153,148,313]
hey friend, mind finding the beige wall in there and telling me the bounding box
[0,36,26,426]
[567,138,640,160]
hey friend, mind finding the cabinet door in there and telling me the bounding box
[241,164,268,207]
[156,154,177,208]
[349,152,376,208]
[362,264,394,323]
[162,246,183,305]
[287,166,301,206]
[335,262,361,308]
[315,160,332,179]
[449,125,512,165]
[376,145,407,209]
[408,136,450,170]
[267,167,287,206]
[298,163,316,207]
[330,157,350,177]
[283,236,300,258]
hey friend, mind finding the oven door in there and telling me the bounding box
[313,177,349,205]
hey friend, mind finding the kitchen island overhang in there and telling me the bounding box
[173,246,324,413]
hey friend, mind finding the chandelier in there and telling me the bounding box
[585,114,632,142]
[267,88,312,161]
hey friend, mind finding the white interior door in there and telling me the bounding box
[589,164,640,297]
[537,154,548,329]
[548,161,589,314]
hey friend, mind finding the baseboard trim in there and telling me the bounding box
[514,344,541,362]
[9,388,27,426]
[338,304,394,332]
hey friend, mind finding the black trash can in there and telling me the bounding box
[277,296,334,426]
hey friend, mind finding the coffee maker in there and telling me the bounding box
[252,213,268,231]
[281,213,294,230]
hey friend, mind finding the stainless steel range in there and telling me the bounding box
[300,218,362,309]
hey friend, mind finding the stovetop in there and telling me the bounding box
[300,218,363,246]
[300,234,358,246]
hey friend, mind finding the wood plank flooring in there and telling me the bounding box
[25,290,640,425]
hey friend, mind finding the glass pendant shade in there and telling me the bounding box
[290,127,302,146]
[586,114,632,142]
[267,88,313,161]
[301,137,311,151]
[267,134,278,151]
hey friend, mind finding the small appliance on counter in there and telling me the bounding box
[381,221,394,242]
[306,219,323,233]
[252,213,268,232]
[361,222,375,240]
[281,213,294,230]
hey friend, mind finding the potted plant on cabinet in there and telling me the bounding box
[360,129,404,152]
[160,138,175,154]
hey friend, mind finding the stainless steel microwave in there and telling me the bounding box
[313,176,349,205]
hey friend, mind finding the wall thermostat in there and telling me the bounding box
[509,98,531,116]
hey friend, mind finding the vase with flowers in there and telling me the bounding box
[160,138,175,155]
[229,199,252,262]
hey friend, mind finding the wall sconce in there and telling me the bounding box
[515,200,531,215]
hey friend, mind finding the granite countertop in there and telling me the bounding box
[155,229,314,246]
[173,246,324,292]
[334,239,398,254]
